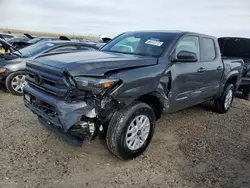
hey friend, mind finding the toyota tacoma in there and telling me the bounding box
[23,31,243,160]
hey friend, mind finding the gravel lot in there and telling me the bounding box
[0,88,250,188]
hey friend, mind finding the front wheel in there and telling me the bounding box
[5,71,27,96]
[106,102,156,160]
[213,83,235,113]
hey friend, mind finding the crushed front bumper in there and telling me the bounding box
[23,84,97,133]
[38,117,84,146]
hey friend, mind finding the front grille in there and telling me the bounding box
[25,92,59,118]
[26,62,70,97]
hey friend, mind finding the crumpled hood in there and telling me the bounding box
[31,51,158,76]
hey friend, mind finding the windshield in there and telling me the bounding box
[101,32,176,57]
[19,42,54,58]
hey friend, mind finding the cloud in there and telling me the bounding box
[0,0,250,37]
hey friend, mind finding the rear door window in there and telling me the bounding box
[201,38,216,61]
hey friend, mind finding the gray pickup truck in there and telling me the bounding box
[23,31,243,160]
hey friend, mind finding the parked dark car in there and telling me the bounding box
[0,33,15,40]
[0,38,16,54]
[23,31,243,160]
[7,35,71,50]
[7,33,35,50]
[218,37,250,100]
[0,41,97,95]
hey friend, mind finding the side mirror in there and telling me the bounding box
[173,50,198,62]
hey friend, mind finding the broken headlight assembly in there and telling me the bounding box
[74,76,121,94]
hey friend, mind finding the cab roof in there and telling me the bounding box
[124,30,216,39]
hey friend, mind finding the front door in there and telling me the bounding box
[168,36,205,112]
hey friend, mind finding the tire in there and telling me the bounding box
[106,101,156,160]
[242,86,250,100]
[213,83,235,113]
[5,71,26,96]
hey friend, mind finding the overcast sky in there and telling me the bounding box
[0,0,250,37]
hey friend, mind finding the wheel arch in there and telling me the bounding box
[137,91,168,119]
[5,70,27,95]
[225,74,239,89]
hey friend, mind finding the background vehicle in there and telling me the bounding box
[8,35,71,50]
[23,31,243,160]
[7,33,35,50]
[0,38,16,54]
[0,41,97,95]
[218,37,250,100]
[0,33,15,40]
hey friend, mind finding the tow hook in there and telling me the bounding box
[90,119,100,140]
[89,122,95,135]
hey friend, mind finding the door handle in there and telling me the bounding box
[197,67,206,72]
[217,66,223,71]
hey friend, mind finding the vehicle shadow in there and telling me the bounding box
[0,84,7,93]
[235,91,249,100]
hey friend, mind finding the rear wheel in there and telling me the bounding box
[5,71,26,96]
[106,102,156,160]
[213,83,235,113]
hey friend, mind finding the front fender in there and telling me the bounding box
[109,65,165,105]
[4,64,26,73]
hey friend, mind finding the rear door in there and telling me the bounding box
[200,37,224,99]
[169,35,205,112]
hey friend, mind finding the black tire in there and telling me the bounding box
[242,86,250,100]
[106,101,156,160]
[5,71,26,96]
[213,83,235,113]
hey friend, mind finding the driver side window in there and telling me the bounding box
[176,36,200,61]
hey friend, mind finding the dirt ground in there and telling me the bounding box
[0,89,250,188]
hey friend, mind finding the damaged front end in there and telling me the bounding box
[24,65,122,145]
